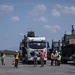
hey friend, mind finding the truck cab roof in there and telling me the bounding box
[27,37,46,42]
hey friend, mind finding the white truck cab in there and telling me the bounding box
[25,37,47,63]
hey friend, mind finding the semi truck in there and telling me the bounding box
[19,37,47,64]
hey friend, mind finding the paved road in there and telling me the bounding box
[0,56,75,75]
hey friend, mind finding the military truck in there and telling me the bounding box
[19,31,48,64]
[61,25,75,64]
[62,44,75,64]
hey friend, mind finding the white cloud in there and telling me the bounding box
[29,4,47,16]
[64,6,75,14]
[34,4,47,12]
[0,4,14,15]
[11,16,20,21]
[51,9,61,16]
[44,25,61,32]
[34,16,47,22]
[51,4,75,16]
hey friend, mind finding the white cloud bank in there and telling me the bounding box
[51,9,61,16]
[51,4,75,16]
[29,4,47,16]
[44,25,61,32]
[11,16,20,21]
[0,4,14,15]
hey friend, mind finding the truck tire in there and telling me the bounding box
[73,58,75,65]
[61,59,67,64]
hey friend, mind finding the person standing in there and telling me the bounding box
[3,53,6,65]
[1,52,4,65]
[34,50,38,67]
[14,51,19,68]
[54,50,58,66]
[50,51,55,66]
[57,52,62,66]
[40,50,45,67]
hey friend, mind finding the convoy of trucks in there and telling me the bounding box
[19,25,75,65]
[51,25,75,64]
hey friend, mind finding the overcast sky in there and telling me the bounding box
[0,0,75,50]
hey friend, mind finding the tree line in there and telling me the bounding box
[0,50,15,55]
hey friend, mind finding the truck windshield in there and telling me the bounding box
[29,41,46,49]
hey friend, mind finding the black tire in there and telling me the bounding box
[73,58,75,65]
[61,59,67,64]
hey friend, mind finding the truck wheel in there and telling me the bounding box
[73,58,75,65]
[61,59,67,64]
[64,60,68,64]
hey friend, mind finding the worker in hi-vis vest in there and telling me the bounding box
[14,51,19,68]
[57,52,62,66]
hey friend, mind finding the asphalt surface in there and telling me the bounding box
[0,56,75,75]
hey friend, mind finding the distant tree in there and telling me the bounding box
[0,50,15,55]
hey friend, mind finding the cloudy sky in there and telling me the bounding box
[0,0,75,50]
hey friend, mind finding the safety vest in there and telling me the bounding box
[15,55,19,59]
[57,54,61,61]
[1,55,4,59]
